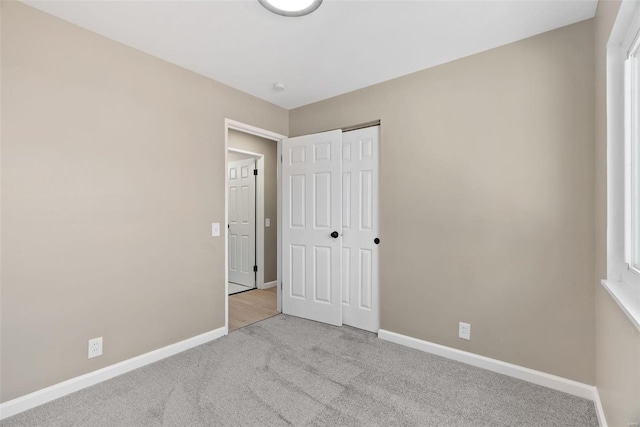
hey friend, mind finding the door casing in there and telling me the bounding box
[224,119,286,334]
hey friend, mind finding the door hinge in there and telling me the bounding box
[253,265,258,272]
[253,169,258,176]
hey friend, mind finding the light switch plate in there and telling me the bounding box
[265,218,271,227]
[212,223,220,237]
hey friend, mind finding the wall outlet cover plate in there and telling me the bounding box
[88,337,103,358]
[459,322,471,340]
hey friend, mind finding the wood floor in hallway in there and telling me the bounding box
[229,287,278,332]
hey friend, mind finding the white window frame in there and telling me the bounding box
[624,18,640,274]
[604,0,640,332]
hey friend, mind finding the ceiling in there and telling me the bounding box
[23,0,598,110]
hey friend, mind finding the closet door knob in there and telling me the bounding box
[374,238,380,244]
[330,231,339,238]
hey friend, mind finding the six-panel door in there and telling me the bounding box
[282,130,343,326]
[341,126,380,332]
[228,158,256,287]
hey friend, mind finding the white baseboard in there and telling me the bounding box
[593,387,608,427]
[0,326,227,421]
[378,329,597,401]
[0,326,606,423]
[259,280,277,290]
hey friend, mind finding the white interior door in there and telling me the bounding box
[228,158,256,287]
[282,130,342,326]
[341,126,380,332]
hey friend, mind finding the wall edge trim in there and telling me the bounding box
[593,386,608,427]
[0,326,228,420]
[259,280,278,289]
[377,329,597,400]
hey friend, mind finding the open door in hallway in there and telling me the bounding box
[228,158,256,288]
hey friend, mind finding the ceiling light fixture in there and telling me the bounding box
[258,0,322,17]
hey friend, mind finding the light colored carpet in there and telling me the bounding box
[228,282,254,295]
[0,315,598,426]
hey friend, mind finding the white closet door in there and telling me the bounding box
[228,158,256,287]
[341,126,380,332]
[282,130,342,326]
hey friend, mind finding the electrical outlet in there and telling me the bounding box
[265,218,271,227]
[459,322,471,340]
[88,337,103,359]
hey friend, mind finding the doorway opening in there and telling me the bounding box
[225,120,285,332]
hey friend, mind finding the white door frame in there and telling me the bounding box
[228,148,264,288]
[224,119,286,333]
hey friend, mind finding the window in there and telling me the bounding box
[624,22,640,275]
[604,0,640,332]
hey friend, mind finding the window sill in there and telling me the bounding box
[601,279,640,332]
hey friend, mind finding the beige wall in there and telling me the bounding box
[291,21,596,384]
[594,1,640,425]
[0,1,288,402]
[228,130,278,283]
[228,151,254,162]
[5,0,639,413]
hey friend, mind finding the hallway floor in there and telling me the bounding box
[228,282,253,295]
[228,287,277,332]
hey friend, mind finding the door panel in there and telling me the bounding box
[314,172,331,228]
[228,158,256,287]
[282,130,342,326]
[342,126,379,332]
[342,247,350,304]
[360,249,372,309]
[290,245,306,298]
